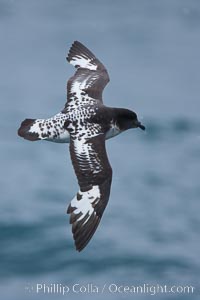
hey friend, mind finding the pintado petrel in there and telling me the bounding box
[18,41,145,251]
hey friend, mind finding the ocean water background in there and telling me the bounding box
[0,0,200,299]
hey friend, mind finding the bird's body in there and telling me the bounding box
[18,41,145,251]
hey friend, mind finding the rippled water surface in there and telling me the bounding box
[0,1,200,299]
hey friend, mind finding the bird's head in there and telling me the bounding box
[116,109,145,131]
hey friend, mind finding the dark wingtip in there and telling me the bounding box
[76,244,84,252]
[66,41,84,62]
[66,40,96,65]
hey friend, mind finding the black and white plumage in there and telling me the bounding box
[18,41,145,251]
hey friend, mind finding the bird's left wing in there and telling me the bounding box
[67,128,112,251]
[64,41,110,109]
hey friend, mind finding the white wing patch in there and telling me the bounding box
[69,185,101,224]
[69,74,100,101]
[69,55,97,71]
[71,128,104,173]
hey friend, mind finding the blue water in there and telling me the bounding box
[1,0,200,299]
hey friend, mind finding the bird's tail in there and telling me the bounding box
[18,118,41,141]
[18,113,70,143]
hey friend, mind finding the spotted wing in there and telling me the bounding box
[67,131,112,251]
[64,41,110,107]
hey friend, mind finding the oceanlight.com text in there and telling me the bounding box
[108,283,195,295]
[25,282,195,295]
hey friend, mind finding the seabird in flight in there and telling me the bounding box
[18,41,145,251]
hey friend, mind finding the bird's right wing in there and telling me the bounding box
[67,129,112,251]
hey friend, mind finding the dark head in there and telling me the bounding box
[115,108,145,131]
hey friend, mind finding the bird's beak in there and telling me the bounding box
[136,121,145,131]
